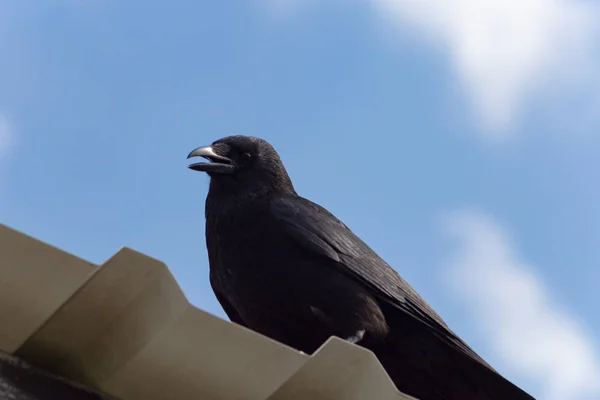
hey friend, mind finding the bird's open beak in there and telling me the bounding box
[187,145,236,174]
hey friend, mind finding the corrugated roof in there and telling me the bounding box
[0,223,415,400]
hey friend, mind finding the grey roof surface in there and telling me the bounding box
[0,223,415,400]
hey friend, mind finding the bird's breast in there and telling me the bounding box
[205,206,282,287]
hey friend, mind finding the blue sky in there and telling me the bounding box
[1,1,600,398]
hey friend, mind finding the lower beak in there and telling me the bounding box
[187,146,235,174]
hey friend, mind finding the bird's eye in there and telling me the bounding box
[241,152,252,163]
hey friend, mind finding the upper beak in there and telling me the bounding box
[187,145,235,174]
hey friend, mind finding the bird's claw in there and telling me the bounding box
[345,329,365,344]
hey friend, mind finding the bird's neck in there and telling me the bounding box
[208,178,296,202]
[205,184,294,219]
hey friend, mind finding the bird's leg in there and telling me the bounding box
[345,329,365,344]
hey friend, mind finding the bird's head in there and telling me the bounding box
[187,135,295,198]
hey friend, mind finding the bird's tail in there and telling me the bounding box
[369,309,536,400]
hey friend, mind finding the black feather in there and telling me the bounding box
[191,135,535,400]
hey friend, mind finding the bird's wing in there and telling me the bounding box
[269,195,492,369]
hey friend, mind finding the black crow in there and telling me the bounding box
[187,135,535,400]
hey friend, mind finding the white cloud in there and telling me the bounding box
[260,0,600,136]
[441,210,600,400]
[368,0,600,136]
[0,114,12,162]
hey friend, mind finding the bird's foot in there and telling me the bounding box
[345,329,365,344]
